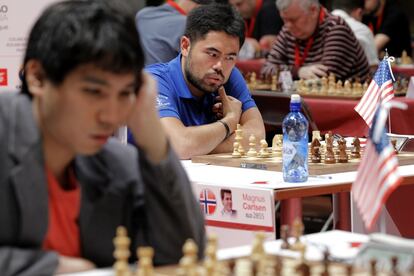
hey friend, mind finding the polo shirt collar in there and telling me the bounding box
[168,54,198,99]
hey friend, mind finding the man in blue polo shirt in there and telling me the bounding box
[146,4,265,159]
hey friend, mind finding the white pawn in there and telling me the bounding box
[232,141,241,158]
[246,134,257,157]
[258,139,270,158]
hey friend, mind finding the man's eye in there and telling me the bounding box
[83,88,101,95]
[208,52,218,58]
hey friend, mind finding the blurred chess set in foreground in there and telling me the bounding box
[112,218,414,276]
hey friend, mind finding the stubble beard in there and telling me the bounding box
[184,56,219,95]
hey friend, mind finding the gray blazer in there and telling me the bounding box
[0,93,205,275]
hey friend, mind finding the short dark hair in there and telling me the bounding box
[21,0,144,96]
[332,0,364,13]
[184,4,245,48]
[220,189,232,200]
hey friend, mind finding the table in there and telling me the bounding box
[250,90,414,137]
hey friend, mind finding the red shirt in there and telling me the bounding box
[42,167,81,257]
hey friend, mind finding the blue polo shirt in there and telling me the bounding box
[146,54,256,126]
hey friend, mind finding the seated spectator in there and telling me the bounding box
[136,0,225,65]
[332,0,378,66]
[229,0,284,53]
[145,4,265,159]
[263,0,370,81]
[362,0,411,58]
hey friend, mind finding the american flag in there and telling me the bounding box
[354,57,395,128]
[352,106,402,230]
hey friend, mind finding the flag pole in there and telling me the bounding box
[380,205,386,234]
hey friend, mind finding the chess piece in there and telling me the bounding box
[232,141,242,158]
[204,234,218,276]
[271,74,277,91]
[295,245,310,276]
[312,130,321,142]
[113,226,131,276]
[249,72,257,90]
[336,80,343,95]
[390,256,399,276]
[178,239,199,276]
[337,137,348,163]
[320,249,330,276]
[391,139,398,154]
[247,134,257,157]
[280,225,290,249]
[328,73,336,94]
[351,137,361,159]
[311,80,319,94]
[324,132,336,164]
[362,81,369,95]
[311,137,321,163]
[259,139,271,158]
[251,232,266,264]
[135,247,154,276]
[290,218,305,252]
[274,255,283,276]
[345,264,353,276]
[401,50,412,65]
[235,124,245,156]
[297,79,306,94]
[321,77,328,95]
[370,259,377,276]
[343,80,352,94]
[272,134,283,157]
[234,258,253,276]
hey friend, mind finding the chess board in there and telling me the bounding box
[191,151,414,175]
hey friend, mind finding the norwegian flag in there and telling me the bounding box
[352,105,403,230]
[354,57,395,128]
[199,189,217,216]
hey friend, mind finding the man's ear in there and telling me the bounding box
[24,60,46,97]
[180,36,191,57]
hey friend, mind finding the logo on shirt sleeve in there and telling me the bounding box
[156,95,171,109]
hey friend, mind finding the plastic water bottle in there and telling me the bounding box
[282,94,309,182]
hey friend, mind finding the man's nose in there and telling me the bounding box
[98,99,121,128]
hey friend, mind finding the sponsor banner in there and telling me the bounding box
[0,0,58,91]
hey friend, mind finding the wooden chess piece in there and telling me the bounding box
[232,141,242,158]
[370,259,377,276]
[328,73,336,94]
[321,77,328,95]
[362,81,369,94]
[295,246,310,276]
[337,137,348,163]
[178,239,199,276]
[272,134,283,157]
[271,74,277,91]
[113,226,132,276]
[259,139,271,158]
[234,258,253,276]
[251,232,266,263]
[249,72,257,91]
[390,256,400,276]
[247,134,257,157]
[311,138,321,163]
[235,124,245,156]
[391,139,398,154]
[135,247,154,276]
[324,132,336,164]
[280,225,290,249]
[345,264,353,276]
[343,80,352,94]
[311,80,319,94]
[351,137,361,159]
[312,130,321,142]
[290,218,305,252]
[320,249,330,276]
[336,80,343,95]
[204,234,218,276]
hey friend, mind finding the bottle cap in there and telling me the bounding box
[291,94,301,103]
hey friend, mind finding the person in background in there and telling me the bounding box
[331,0,378,67]
[0,0,205,274]
[229,0,284,54]
[145,4,265,159]
[262,0,370,81]
[362,0,411,58]
[136,0,227,65]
